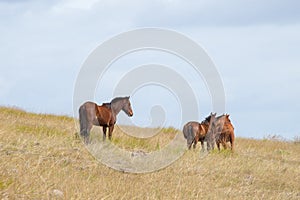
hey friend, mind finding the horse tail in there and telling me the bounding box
[183,124,189,139]
[230,127,235,151]
[188,125,195,138]
[183,123,195,138]
[189,125,196,148]
[183,123,195,149]
[79,104,87,137]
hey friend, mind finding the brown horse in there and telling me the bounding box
[212,114,235,151]
[183,113,216,151]
[79,96,133,144]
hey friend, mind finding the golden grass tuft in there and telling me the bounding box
[88,125,178,152]
[0,107,300,199]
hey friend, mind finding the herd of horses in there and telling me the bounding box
[79,96,234,152]
[183,113,235,151]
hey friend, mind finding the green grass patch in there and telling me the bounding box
[161,126,178,134]
[0,179,13,190]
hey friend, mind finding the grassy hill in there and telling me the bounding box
[0,107,299,199]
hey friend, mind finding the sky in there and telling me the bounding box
[0,0,299,140]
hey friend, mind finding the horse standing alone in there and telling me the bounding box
[79,96,133,144]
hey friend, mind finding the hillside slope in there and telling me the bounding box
[0,107,299,199]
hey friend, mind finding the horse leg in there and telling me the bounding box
[79,105,90,144]
[193,134,198,149]
[83,123,92,144]
[216,140,221,151]
[230,140,234,151]
[230,133,234,151]
[200,139,205,152]
[193,140,198,149]
[222,138,227,149]
[102,126,107,141]
[79,125,85,138]
[211,141,215,150]
[108,125,114,140]
[84,135,89,144]
[80,128,87,142]
[207,136,215,151]
[207,140,213,151]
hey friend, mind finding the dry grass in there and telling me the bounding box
[0,107,300,199]
[88,125,179,152]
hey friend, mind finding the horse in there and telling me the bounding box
[183,113,216,151]
[201,113,217,151]
[79,96,133,144]
[212,114,235,151]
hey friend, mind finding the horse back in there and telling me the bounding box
[183,121,206,139]
[96,105,115,126]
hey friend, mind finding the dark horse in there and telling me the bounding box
[79,96,133,144]
[183,113,216,151]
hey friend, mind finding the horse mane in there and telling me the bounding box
[216,114,225,119]
[216,114,231,122]
[201,115,211,124]
[110,96,129,104]
[102,102,111,108]
[203,116,210,122]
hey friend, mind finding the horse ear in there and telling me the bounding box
[127,96,130,99]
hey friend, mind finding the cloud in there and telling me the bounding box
[116,0,300,27]
[0,0,299,139]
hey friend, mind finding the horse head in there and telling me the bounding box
[122,96,133,117]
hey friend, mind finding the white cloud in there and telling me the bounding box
[0,0,299,139]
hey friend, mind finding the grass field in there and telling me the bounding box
[0,107,300,199]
